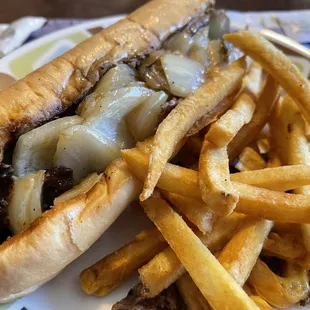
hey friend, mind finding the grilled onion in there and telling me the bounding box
[78,64,139,117]
[208,10,230,40]
[8,170,45,234]
[79,86,153,120]
[161,53,205,97]
[164,32,193,54]
[126,91,168,141]
[12,116,83,176]
[139,51,168,91]
[83,86,154,148]
[54,125,120,183]
[94,64,137,94]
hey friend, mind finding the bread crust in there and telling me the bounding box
[0,0,211,160]
[0,0,212,302]
[0,159,142,303]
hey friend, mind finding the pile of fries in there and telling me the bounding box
[80,31,310,309]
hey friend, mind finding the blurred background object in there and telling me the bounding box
[1,0,310,23]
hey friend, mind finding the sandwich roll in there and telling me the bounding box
[0,0,218,302]
[0,159,141,303]
[0,0,211,160]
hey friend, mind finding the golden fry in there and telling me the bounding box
[232,165,310,191]
[187,94,236,137]
[176,273,211,310]
[80,228,166,296]
[286,102,310,251]
[140,57,246,200]
[199,142,239,216]
[122,149,310,223]
[248,259,309,308]
[272,222,301,235]
[122,148,199,198]
[218,218,273,286]
[235,147,267,172]
[162,191,218,234]
[224,31,310,124]
[270,96,310,251]
[256,138,270,155]
[139,246,186,298]
[267,151,282,168]
[250,296,276,310]
[141,196,258,310]
[139,213,245,297]
[243,282,275,309]
[228,75,280,161]
[242,61,265,98]
[262,232,306,261]
[269,96,298,165]
[234,182,310,224]
[206,94,255,147]
[206,62,263,147]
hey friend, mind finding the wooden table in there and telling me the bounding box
[1,0,309,23]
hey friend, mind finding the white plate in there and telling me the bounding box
[0,15,309,310]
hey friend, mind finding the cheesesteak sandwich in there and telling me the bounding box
[0,0,245,303]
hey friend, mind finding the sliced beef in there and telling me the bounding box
[112,283,186,310]
[0,163,14,243]
[42,166,73,212]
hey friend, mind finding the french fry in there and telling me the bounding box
[270,96,310,251]
[139,213,245,297]
[139,246,186,298]
[248,259,309,308]
[262,232,306,261]
[234,181,310,224]
[140,57,246,200]
[187,94,237,137]
[141,195,258,310]
[257,138,270,155]
[122,148,199,198]
[206,62,263,147]
[80,228,167,296]
[269,96,296,165]
[232,165,310,192]
[235,147,267,172]
[199,142,239,216]
[136,136,187,158]
[242,61,265,98]
[122,149,310,223]
[205,95,255,147]
[250,296,276,310]
[286,104,310,252]
[272,222,301,235]
[267,151,282,168]
[224,31,310,124]
[218,218,273,286]
[176,273,211,310]
[227,75,280,161]
[244,285,276,309]
[162,191,218,234]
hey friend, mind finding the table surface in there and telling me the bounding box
[1,0,310,23]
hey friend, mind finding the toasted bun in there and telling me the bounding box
[0,0,213,302]
[0,159,142,303]
[0,0,212,160]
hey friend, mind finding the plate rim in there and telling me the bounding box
[0,14,125,67]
